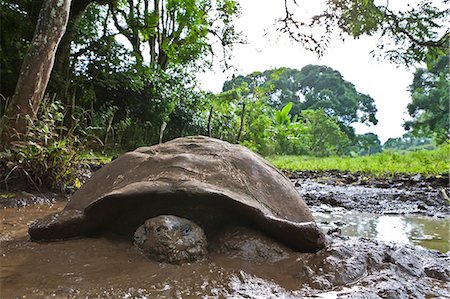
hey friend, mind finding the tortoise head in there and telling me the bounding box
[134,215,207,264]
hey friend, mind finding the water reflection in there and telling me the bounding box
[313,209,450,253]
[376,216,411,244]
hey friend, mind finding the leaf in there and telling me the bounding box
[74,177,82,189]
[280,102,293,117]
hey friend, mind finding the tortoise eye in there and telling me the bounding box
[181,224,191,236]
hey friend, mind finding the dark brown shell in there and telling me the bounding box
[42,136,325,252]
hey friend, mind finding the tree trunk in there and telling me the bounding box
[236,102,246,142]
[1,0,71,145]
[51,0,93,97]
[51,0,100,130]
[207,105,214,137]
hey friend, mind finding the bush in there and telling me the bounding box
[0,97,100,192]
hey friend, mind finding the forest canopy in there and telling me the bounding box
[0,0,448,158]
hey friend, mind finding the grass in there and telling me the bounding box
[268,145,450,177]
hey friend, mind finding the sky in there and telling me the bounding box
[197,0,419,143]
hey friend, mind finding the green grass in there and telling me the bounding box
[267,145,450,177]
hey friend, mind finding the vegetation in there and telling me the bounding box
[0,97,107,192]
[269,145,450,176]
[279,0,449,66]
[383,133,435,152]
[223,66,378,137]
[0,0,241,148]
[213,65,379,156]
[0,1,448,190]
[0,0,71,143]
[405,52,449,145]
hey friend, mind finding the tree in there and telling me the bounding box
[1,0,72,145]
[0,1,104,112]
[405,53,449,144]
[49,0,108,100]
[0,0,241,146]
[0,1,42,99]
[223,65,377,140]
[383,133,434,151]
[354,133,382,155]
[299,109,350,156]
[278,0,449,65]
[108,0,241,70]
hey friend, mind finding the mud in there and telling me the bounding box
[0,191,68,208]
[1,201,449,298]
[314,210,450,253]
[292,172,450,253]
[292,173,449,217]
[286,170,449,189]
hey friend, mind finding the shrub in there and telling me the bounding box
[0,97,98,192]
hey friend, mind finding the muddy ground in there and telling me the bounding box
[1,171,449,298]
[287,170,450,217]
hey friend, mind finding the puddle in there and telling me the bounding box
[299,178,449,253]
[313,209,450,253]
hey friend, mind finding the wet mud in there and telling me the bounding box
[291,171,450,217]
[1,207,449,297]
[1,172,450,298]
[314,210,450,253]
[292,171,450,253]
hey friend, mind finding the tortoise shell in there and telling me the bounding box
[29,136,325,252]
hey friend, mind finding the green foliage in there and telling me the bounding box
[238,98,274,154]
[405,53,449,144]
[0,0,241,150]
[109,0,241,70]
[0,97,95,191]
[274,102,293,126]
[269,102,307,155]
[207,84,247,142]
[353,133,382,156]
[0,0,42,98]
[269,145,450,176]
[208,81,354,157]
[223,65,378,141]
[279,0,450,65]
[383,133,435,151]
[298,109,350,156]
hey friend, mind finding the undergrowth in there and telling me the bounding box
[268,145,450,177]
[0,97,108,192]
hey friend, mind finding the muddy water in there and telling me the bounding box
[314,209,450,253]
[2,203,296,298]
[0,203,336,298]
[298,178,450,253]
[2,203,450,298]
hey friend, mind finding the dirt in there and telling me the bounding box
[288,170,450,217]
[1,171,449,298]
[286,170,449,189]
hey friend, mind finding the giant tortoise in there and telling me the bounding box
[29,136,325,263]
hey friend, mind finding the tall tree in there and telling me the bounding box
[405,53,449,144]
[354,133,382,155]
[299,109,350,156]
[108,0,240,70]
[50,0,108,98]
[0,1,42,99]
[1,0,71,145]
[383,133,434,151]
[223,65,378,139]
